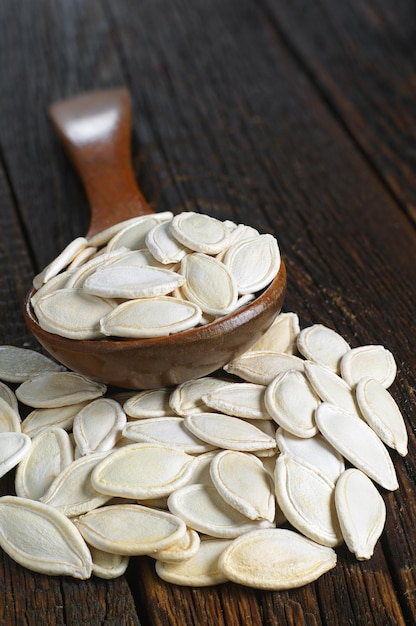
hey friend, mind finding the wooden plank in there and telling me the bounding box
[263,0,416,224]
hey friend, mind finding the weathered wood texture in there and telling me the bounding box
[0,0,415,625]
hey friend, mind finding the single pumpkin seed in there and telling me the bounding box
[0,432,31,478]
[123,417,214,454]
[16,372,106,408]
[202,382,268,419]
[223,234,280,294]
[297,324,351,372]
[180,253,238,315]
[84,265,185,299]
[0,345,65,383]
[340,345,397,388]
[73,398,126,455]
[169,211,232,254]
[247,311,300,355]
[224,351,304,385]
[0,397,21,433]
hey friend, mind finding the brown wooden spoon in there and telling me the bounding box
[23,87,286,389]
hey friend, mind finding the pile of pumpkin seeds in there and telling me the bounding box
[31,211,281,339]
[0,311,408,589]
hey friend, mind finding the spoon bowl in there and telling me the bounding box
[23,88,286,389]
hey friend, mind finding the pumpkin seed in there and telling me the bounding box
[167,484,274,538]
[218,528,337,590]
[0,345,65,383]
[223,234,280,294]
[247,311,300,354]
[297,324,351,372]
[304,361,362,420]
[356,377,408,456]
[169,211,232,254]
[21,401,90,437]
[155,538,232,586]
[100,296,201,338]
[73,503,186,555]
[106,214,172,251]
[0,381,18,413]
[16,372,106,408]
[89,545,130,579]
[153,527,201,563]
[124,387,173,418]
[169,377,231,416]
[83,265,185,299]
[0,397,21,433]
[73,398,126,455]
[202,382,268,419]
[224,351,304,385]
[265,370,320,438]
[91,443,197,499]
[335,468,386,560]
[340,345,397,388]
[0,432,31,478]
[0,495,92,578]
[315,402,399,491]
[123,416,214,454]
[146,220,188,264]
[15,427,73,500]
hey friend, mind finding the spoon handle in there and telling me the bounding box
[49,87,154,238]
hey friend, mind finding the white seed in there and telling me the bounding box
[340,345,397,388]
[73,398,126,455]
[275,428,345,483]
[146,220,188,264]
[31,270,75,307]
[153,527,201,563]
[65,248,130,288]
[100,296,201,338]
[170,211,232,254]
[184,413,277,452]
[0,397,21,433]
[169,377,231,416]
[0,345,65,383]
[224,351,304,385]
[304,361,362,420]
[84,265,185,299]
[155,538,232,586]
[40,452,112,517]
[335,468,386,560]
[247,311,300,355]
[202,382,268,419]
[16,372,106,408]
[39,237,88,284]
[210,450,275,522]
[106,214,173,251]
[67,245,97,270]
[89,545,130,579]
[0,432,31,478]
[180,253,238,315]
[297,324,351,372]
[223,234,280,294]
[218,528,337,590]
[15,427,73,500]
[34,289,116,339]
[356,377,408,456]
[315,402,399,491]
[265,370,320,438]
[101,248,168,270]
[21,401,89,437]
[0,495,92,579]
[181,450,218,486]
[90,443,197,499]
[88,214,173,248]
[123,387,173,418]
[73,503,187,555]
[274,454,342,547]
[123,417,215,454]
[167,484,274,538]
[0,382,18,413]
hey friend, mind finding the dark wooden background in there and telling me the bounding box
[0,1,415,624]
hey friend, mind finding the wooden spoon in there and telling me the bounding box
[23,87,286,389]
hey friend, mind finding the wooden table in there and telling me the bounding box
[0,1,415,624]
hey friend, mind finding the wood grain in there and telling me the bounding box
[0,0,414,624]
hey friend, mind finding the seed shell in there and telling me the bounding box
[170,211,232,254]
[169,377,231,416]
[315,403,399,491]
[0,432,31,478]
[247,311,300,355]
[167,484,274,538]
[123,417,214,454]
[180,253,238,315]
[91,443,197,499]
[153,527,201,563]
[146,221,188,264]
[16,372,106,408]
[0,495,92,579]
[0,382,18,413]
[73,398,126,455]
[210,450,275,522]
[74,504,187,555]
[297,324,351,372]
[89,545,130,579]
[356,377,408,456]
[124,387,173,418]
[21,401,90,437]
[41,237,88,284]
[106,214,172,251]
[274,454,342,547]
[304,361,362,420]
[224,351,304,385]
[223,234,281,294]
[340,345,396,388]
[0,345,65,383]
[202,383,268,419]
[155,538,232,586]
[335,468,386,560]
[100,296,201,338]
[0,397,21,433]
[218,528,337,590]
[184,413,277,452]
[15,427,73,500]
[84,265,185,299]
[265,370,320,438]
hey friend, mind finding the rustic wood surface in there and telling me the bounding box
[0,1,414,624]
